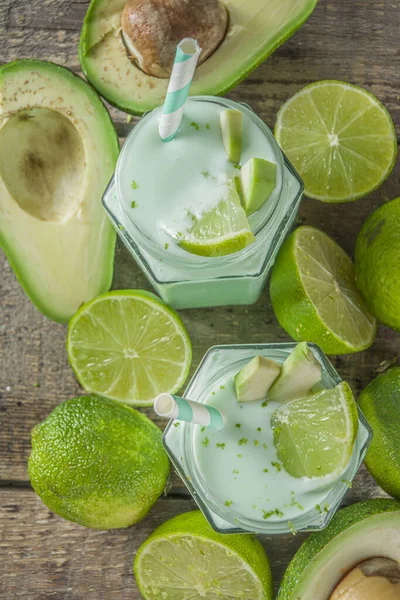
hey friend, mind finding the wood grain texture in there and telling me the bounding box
[1,0,400,597]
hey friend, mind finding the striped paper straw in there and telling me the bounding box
[158,38,202,142]
[154,393,224,429]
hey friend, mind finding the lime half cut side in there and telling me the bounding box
[134,511,273,600]
[180,180,255,257]
[272,381,359,479]
[67,290,192,406]
[275,80,397,202]
[270,226,377,354]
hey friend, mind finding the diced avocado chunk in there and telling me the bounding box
[235,355,281,402]
[79,0,318,115]
[240,158,276,216]
[268,342,322,402]
[220,109,243,163]
[0,60,119,323]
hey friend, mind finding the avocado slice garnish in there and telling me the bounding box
[234,355,281,403]
[220,109,243,164]
[79,0,318,115]
[277,499,400,600]
[0,60,119,323]
[240,157,277,216]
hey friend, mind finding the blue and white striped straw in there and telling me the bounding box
[154,393,224,429]
[158,38,202,142]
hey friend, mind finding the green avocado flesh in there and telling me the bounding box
[79,0,318,114]
[277,499,400,600]
[0,60,119,323]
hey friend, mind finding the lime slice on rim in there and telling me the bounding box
[270,226,377,354]
[272,381,359,479]
[67,290,192,406]
[134,511,273,600]
[275,80,397,202]
[180,180,255,257]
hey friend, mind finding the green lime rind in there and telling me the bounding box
[358,367,400,499]
[67,290,192,406]
[355,197,400,331]
[179,181,255,257]
[270,226,377,355]
[28,395,170,529]
[134,510,273,600]
[181,230,255,257]
[275,80,397,203]
[272,381,359,478]
[277,499,400,599]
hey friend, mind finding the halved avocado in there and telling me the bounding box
[277,499,400,599]
[0,60,119,323]
[79,0,318,115]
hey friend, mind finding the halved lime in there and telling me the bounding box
[180,181,255,257]
[270,226,377,354]
[275,81,397,202]
[67,290,192,406]
[134,511,273,600]
[272,382,359,478]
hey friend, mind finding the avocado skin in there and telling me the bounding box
[79,0,319,115]
[0,60,119,323]
[277,499,400,599]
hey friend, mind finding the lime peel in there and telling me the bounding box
[275,80,397,203]
[134,510,273,600]
[67,289,192,406]
[270,226,377,354]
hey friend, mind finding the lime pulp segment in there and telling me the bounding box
[275,81,397,202]
[180,180,255,257]
[272,381,359,478]
[67,290,192,406]
[270,226,377,354]
[134,511,273,600]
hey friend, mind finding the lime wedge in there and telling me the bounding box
[275,80,397,202]
[180,180,255,257]
[272,382,359,479]
[270,226,377,354]
[134,511,273,600]
[67,290,192,406]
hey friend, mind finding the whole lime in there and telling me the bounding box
[355,197,400,331]
[358,367,400,499]
[134,510,273,600]
[28,395,170,529]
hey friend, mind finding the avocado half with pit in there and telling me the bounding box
[0,60,119,323]
[277,499,400,599]
[79,0,318,115]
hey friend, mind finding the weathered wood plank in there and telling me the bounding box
[0,483,390,599]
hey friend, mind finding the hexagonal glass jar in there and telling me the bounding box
[102,96,304,310]
[162,343,373,535]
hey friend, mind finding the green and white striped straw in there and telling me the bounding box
[154,393,224,429]
[158,38,202,142]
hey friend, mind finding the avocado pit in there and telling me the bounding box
[121,0,228,78]
[330,558,400,600]
[0,107,85,222]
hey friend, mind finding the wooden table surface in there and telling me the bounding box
[1,0,399,598]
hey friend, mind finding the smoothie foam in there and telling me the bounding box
[118,99,283,257]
